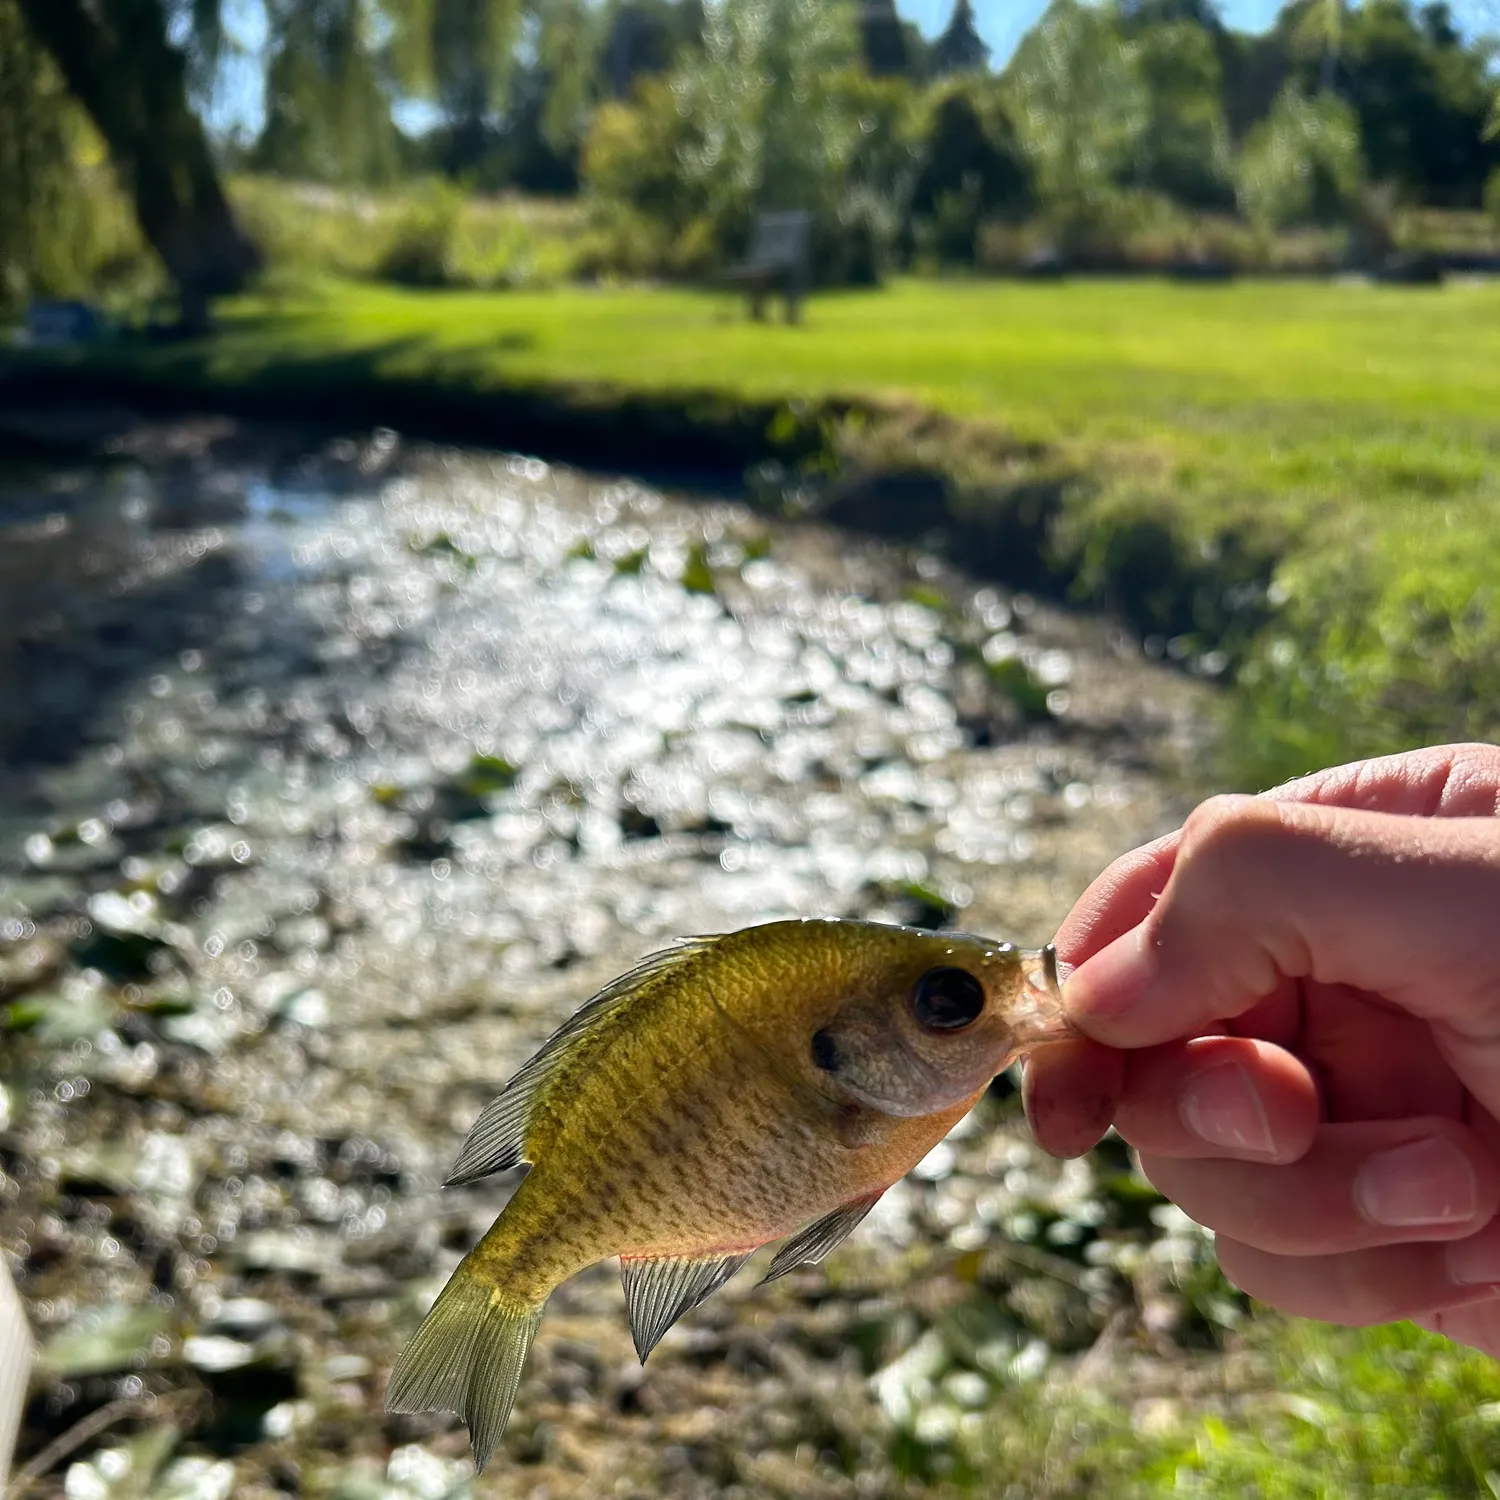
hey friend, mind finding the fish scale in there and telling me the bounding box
[387,917,1069,1471]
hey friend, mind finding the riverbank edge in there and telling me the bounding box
[0,350,1283,659]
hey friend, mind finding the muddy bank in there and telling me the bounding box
[2,416,1229,1499]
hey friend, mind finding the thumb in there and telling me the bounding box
[1066,795,1500,1056]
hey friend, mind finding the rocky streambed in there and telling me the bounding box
[2,417,1225,1499]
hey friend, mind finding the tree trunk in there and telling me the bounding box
[15,0,261,315]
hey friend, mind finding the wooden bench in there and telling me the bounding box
[724,211,813,323]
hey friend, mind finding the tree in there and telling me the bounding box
[0,0,117,308]
[859,0,910,76]
[1130,19,1234,206]
[14,0,261,311]
[600,0,703,97]
[1237,85,1364,227]
[675,0,860,227]
[1338,0,1496,203]
[255,0,399,183]
[909,80,1031,258]
[931,0,988,75]
[1004,0,1148,218]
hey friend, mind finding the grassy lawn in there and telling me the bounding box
[188,274,1500,557]
[46,270,1500,783]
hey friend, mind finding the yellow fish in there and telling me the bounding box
[386,917,1068,1468]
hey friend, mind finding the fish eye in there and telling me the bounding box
[911,967,986,1032]
[810,1029,840,1072]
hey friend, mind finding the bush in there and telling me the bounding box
[375,179,467,287]
[583,79,708,243]
[1237,88,1365,232]
[1228,513,1500,786]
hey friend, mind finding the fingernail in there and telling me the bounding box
[1355,1137,1477,1228]
[1180,1063,1275,1156]
[1064,927,1155,1023]
[1448,1226,1500,1286]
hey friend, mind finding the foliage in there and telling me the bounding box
[1336,0,1498,204]
[942,1317,1500,1498]
[582,0,869,279]
[1168,1319,1500,1496]
[1237,86,1364,230]
[1228,509,1500,786]
[0,0,159,314]
[1003,0,1150,244]
[374,178,467,285]
[229,176,585,287]
[831,71,932,279]
[674,0,860,231]
[581,77,715,272]
[1129,20,1234,209]
[909,80,1033,263]
[254,0,400,184]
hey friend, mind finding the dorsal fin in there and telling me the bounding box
[619,1252,751,1362]
[762,1193,881,1283]
[444,939,714,1187]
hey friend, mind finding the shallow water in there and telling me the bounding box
[0,419,1216,1498]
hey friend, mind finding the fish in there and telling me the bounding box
[385,916,1070,1469]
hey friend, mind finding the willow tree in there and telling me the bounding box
[383,0,607,174]
[14,0,260,310]
[256,0,400,182]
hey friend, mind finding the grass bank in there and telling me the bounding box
[11,272,1500,785]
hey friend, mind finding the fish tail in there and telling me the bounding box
[385,1254,546,1472]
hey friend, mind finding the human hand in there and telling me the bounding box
[1024,742,1500,1353]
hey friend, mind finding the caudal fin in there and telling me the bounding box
[386,1262,546,1472]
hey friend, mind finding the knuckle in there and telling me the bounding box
[1444,742,1500,812]
[1175,796,1299,887]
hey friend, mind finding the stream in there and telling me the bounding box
[1,415,1221,1499]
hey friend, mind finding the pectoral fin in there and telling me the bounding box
[762,1193,881,1283]
[620,1251,751,1362]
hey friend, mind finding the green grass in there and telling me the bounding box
[37,271,1500,784]
[934,1317,1500,1498]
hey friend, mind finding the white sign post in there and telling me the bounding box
[0,1260,31,1492]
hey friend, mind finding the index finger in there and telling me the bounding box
[1065,798,1500,1050]
[1055,742,1500,969]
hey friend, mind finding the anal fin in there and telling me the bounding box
[620,1251,750,1362]
[762,1194,880,1284]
